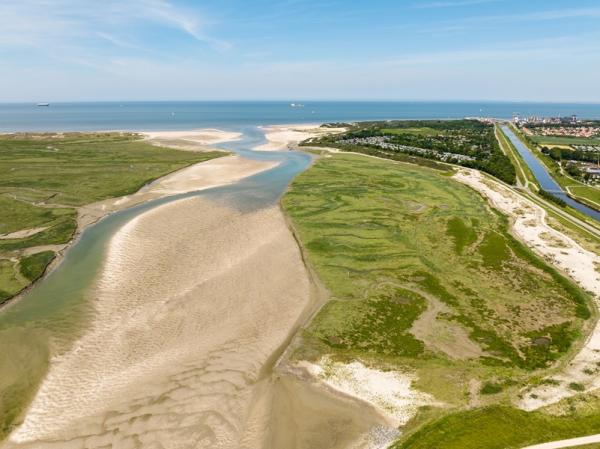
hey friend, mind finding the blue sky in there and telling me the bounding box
[1,0,600,102]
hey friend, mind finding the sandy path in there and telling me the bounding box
[78,155,277,228]
[453,169,600,410]
[0,227,49,240]
[254,124,346,152]
[521,434,600,449]
[4,196,311,449]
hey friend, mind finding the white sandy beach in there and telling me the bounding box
[454,168,600,410]
[143,128,242,151]
[254,124,346,151]
[298,357,440,429]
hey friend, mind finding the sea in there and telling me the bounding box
[1,101,600,132]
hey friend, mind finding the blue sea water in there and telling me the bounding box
[2,101,600,132]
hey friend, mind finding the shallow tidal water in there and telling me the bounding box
[0,127,315,444]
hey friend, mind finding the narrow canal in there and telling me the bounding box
[501,125,600,222]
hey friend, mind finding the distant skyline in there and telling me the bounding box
[1,0,600,103]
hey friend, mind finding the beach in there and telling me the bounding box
[143,128,243,151]
[454,168,600,410]
[3,124,394,449]
[7,121,599,448]
[254,124,346,151]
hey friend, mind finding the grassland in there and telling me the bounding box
[394,401,600,449]
[282,152,595,447]
[530,135,600,146]
[0,133,224,304]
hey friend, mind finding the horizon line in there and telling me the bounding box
[3,99,600,105]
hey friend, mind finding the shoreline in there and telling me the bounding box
[2,123,399,449]
[0,130,274,313]
[5,193,312,448]
[253,123,346,151]
[4,122,599,447]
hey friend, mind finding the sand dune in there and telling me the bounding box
[5,197,311,448]
[254,124,346,152]
[454,168,600,410]
[143,129,242,151]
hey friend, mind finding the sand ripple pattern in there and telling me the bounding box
[5,197,310,449]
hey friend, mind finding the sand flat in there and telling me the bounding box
[143,129,242,151]
[78,155,278,228]
[5,197,311,448]
[254,124,346,151]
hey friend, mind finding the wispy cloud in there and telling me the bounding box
[452,6,600,24]
[0,0,230,55]
[381,32,600,66]
[414,0,499,9]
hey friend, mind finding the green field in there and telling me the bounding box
[0,133,225,304]
[394,402,600,449]
[282,152,594,447]
[530,135,600,146]
[569,185,600,207]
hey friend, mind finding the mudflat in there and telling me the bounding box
[5,196,311,448]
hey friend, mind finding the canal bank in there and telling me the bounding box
[501,125,600,222]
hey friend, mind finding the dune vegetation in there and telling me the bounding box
[282,152,594,447]
[0,132,224,304]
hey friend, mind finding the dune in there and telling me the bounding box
[254,124,346,152]
[454,168,600,411]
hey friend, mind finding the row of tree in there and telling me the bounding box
[336,121,516,184]
[541,146,600,164]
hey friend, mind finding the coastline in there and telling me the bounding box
[5,193,312,448]
[2,123,400,449]
[4,121,600,448]
[0,129,273,313]
[254,124,346,151]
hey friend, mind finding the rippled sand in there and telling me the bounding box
[78,155,277,229]
[5,197,311,448]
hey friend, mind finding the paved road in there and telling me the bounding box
[522,434,600,449]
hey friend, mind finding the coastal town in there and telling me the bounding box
[510,115,600,184]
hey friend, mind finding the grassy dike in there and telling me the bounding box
[0,132,225,305]
[281,152,596,448]
[508,125,600,213]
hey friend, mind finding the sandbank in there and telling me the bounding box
[78,155,278,228]
[5,197,311,448]
[254,124,346,152]
[142,128,242,152]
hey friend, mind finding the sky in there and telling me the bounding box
[1,0,600,102]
